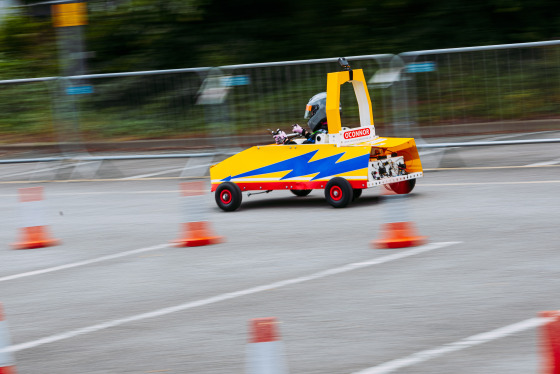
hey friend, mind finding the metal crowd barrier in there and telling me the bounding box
[0,76,58,142]
[65,67,211,143]
[1,44,560,168]
[398,40,560,142]
[215,54,395,137]
[0,55,395,162]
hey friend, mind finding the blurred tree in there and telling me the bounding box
[86,0,209,72]
[0,0,558,75]
[0,12,57,78]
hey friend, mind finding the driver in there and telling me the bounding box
[293,92,328,144]
[273,92,330,145]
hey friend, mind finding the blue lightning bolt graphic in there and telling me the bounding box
[308,153,369,180]
[222,150,369,182]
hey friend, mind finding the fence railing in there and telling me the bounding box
[216,55,395,137]
[399,40,560,140]
[1,42,560,163]
[0,77,57,142]
[65,68,211,144]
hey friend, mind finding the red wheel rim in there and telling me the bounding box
[330,186,343,201]
[220,190,232,204]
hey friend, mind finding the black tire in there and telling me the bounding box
[325,177,353,208]
[291,189,312,197]
[352,188,363,201]
[388,178,416,194]
[215,182,242,211]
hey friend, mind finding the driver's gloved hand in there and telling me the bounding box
[292,124,303,134]
[273,131,287,144]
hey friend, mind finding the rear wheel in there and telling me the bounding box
[352,188,363,201]
[388,178,416,194]
[325,177,353,208]
[215,182,242,211]
[291,189,312,197]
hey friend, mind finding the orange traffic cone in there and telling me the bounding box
[246,317,289,374]
[372,185,427,249]
[373,221,427,249]
[12,187,60,250]
[173,181,223,247]
[0,304,16,374]
[540,311,560,374]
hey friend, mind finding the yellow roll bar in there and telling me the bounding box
[325,68,375,134]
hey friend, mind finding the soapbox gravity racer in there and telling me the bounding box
[210,59,423,211]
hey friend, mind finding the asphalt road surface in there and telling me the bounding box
[0,133,559,373]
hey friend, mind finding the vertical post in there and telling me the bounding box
[51,1,89,156]
[196,68,235,149]
[390,54,414,139]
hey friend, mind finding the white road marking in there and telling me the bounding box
[121,167,186,179]
[420,180,560,186]
[480,131,557,142]
[418,131,559,156]
[0,164,559,184]
[424,165,560,171]
[0,243,171,283]
[525,158,560,167]
[419,149,446,156]
[0,161,98,179]
[0,178,558,199]
[2,241,460,353]
[352,316,549,374]
[0,190,179,198]
[122,163,211,180]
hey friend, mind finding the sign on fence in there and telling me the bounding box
[406,62,436,73]
[221,75,250,87]
[52,2,88,27]
[196,75,250,105]
[66,86,93,95]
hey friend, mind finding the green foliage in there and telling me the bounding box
[0,81,57,141]
[3,0,560,73]
[0,13,57,78]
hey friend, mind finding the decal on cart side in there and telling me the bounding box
[210,144,372,192]
[221,150,369,182]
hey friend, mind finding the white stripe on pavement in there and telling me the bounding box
[122,162,212,179]
[2,241,460,353]
[121,167,185,179]
[525,158,560,167]
[121,166,195,179]
[418,149,446,156]
[0,161,98,179]
[479,131,557,142]
[352,316,549,374]
[0,243,172,283]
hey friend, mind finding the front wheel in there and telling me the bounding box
[325,177,353,208]
[388,178,416,194]
[215,182,242,211]
[291,189,312,197]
